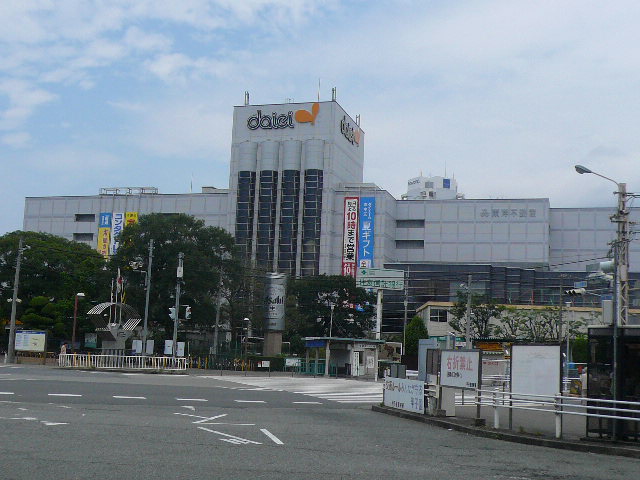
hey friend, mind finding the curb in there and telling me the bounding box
[371,405,640,459]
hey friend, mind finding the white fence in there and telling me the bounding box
[58,353,186,371]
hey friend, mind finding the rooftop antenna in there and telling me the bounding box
[332,87,337,101]
[190,173,193,193]
[317,78,321,102]
[444,161,447,177]
[356,114,360,126]
[244,91,249,106]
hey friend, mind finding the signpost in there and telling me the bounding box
[383,377,425,413]
[356,268,404,290]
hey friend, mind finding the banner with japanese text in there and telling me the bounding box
[358,197,375,268]
[110,212,125,256]
[383,377,424,413]
[125,211,139,226]
[341,197,359,277]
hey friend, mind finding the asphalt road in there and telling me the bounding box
[1,365,639,480]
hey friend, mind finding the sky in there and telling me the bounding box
[2,0,640,234]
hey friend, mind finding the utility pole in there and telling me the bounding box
[172,252,184,358]
[465,274,472,350]
[142,239,154,353]
[402,272,408,355]
[212,276,222,356]
[6,238,24,364]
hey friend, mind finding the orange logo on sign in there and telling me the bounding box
[295,102,319,125]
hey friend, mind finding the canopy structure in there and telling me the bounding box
[87,302,142,349]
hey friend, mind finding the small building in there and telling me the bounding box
[304,337,385,378]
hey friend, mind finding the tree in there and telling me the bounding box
[404,315,428,355]
[0,231,108,338]
[449,291,504,338]
[493,306,527,340]
[285,275,376,346]
[109,214,236,336]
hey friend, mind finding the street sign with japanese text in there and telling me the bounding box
[383,376,424,413]
[356,268,404,290]
[439,349,481,389]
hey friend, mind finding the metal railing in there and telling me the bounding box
[58,353,186,371]
[476,388,640,439]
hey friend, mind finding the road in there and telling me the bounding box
[1,364,638,480]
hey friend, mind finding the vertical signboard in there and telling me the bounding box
[125,211,139,226]
[97,212,112,258]
[341,197,359,277]
[439,350,482,389]
[110,212,125,255]
[358,197,375,268]
[265,273,287,331]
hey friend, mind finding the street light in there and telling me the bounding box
[71,293,85,353]
[325,302,335,377]
[574,164,631,440]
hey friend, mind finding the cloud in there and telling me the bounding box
[0,79,57,129]
[1,131,30,148]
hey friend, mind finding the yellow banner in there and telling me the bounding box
[125,211,139,226]
[97,227,111,258]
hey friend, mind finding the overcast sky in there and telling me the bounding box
[2,0,639,234]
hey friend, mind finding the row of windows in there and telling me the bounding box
[256,171,279,265]
[235,171,256,258]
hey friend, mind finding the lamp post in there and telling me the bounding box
[71,293,85,353]
[325,302,335,377]
[575,164,631,440]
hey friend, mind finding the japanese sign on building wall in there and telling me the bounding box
[478,206,538,220]
[97,212,112,258]
[358,197,375,268]
[439,350,482,389]
[383,377,425,414]
[125,211,139,226]
[110,212,125,255]
[342,197,359,277]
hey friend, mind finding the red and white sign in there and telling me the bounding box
[341,197,359,277]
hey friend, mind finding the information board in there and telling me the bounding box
[383,377,425,413]
[15,330,46,352]
[439,350,481,389]
[510,344,561,398]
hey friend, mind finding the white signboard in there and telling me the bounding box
[176,341,185,357]
[285,358,301,367]
[439,350,481,389]
[511,345,561,398]
[145,339,155,355]
[15,331,46,352]
[258,360,271,368]
[110,212,125,255]
[132,340,143,354]
[383,377,425,413]
[164,340,173,355]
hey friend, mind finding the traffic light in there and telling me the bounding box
[564,288,586,296]
[169,307,176,320]
[185,306,191,320]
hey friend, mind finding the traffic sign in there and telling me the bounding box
[573,281,587,288]
[356,268,404,290]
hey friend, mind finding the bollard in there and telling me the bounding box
[554,394,562,439]
[493,390,500,429]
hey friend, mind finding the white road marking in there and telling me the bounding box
[181,406,196,411]
[48,394,82,397]
[260,429,284,445]
[11,417,37,421]
[17,407,28,411]
[234,400,266,403]
[0,392,14,395]
[113,396,147,400]
[42,422,68,426]
[176,398,208,402]
[198,427,262,445]
[293,401,322,404]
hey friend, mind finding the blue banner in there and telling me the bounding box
[99,212,112,228]
[358,197,375,268]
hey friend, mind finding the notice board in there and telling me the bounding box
[510,344,561,398]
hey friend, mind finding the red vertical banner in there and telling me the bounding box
[342,197,359,277]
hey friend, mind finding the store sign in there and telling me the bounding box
[125,211,138,226]
[341,197,359,277]
[247,103,320,130]
[97,212,112,258]
[383,377,424,413]
[265,273,287,331]
[340,115,360,146]
[358,197,375,268]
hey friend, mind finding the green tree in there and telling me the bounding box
[449,291,505,339]
[404,315,428,355]
[286,275,376,343]
[109,214,236,336]
[493,306,527,340]
[0,231,108,337]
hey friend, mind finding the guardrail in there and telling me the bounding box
[477,388,640,439]
[58,353,186,371]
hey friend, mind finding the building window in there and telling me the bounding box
[425,181,434,189]
[74,214,95,222]
[235,171,256,260]
[395,240,424,249]
[256,170,278,266]
[301,169,323,276]
[396,219,425,228]
[278,170,301,275]
[430,308,449,323]
[73,233,94,242]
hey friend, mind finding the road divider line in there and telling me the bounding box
[292,401,322,404]
[234,400,266,403]
[176,398,208,402]
[113,396,147,400]
[0,392,14,395]
[48,394,82,397]
[260,429,284,445]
